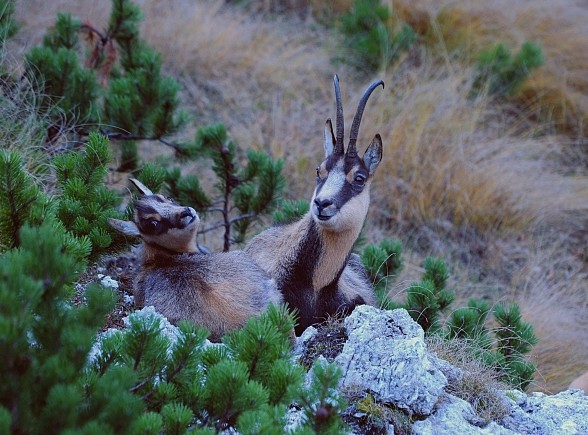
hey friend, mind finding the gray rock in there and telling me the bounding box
[292,325,318,362]
[499,389,588,434]
[334,305,447,416]
[412,393,516,435]
[298,305,588,433]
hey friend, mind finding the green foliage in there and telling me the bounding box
[0,150,46,250]
[135,162,167,194]
[89,305,345,433]
[473,41,544,97]
[0,0,17,48]
[446,299,492,344]
[339,0,417,71]
[272,198,310,225]
[163,123,285,251]
[2,229,346,434]
[23,0,187,169]
[53,132,129,260]
[0,151,95,261]
[402,257,455,333]
[298,360,346,434]
[360,246,538,391]
[0,222,117,433]
[10,0,284,252]
[445,300,538,390]
[360,238,403,308]
[493,303,538,390]
[25,44,100,132]
[0,134,129,262]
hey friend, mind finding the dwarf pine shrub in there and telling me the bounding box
[339,0,417,71]
[23,0,187,170]
[0,222,118,433]
[360,238,403,309]
[360,244,538,391]
[162,123,285,251]
[473,41,544,97]
[10,0,286,253]
[0,133,130,261]
[0,234,346,434]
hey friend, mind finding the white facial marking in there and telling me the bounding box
[314,160,345,202]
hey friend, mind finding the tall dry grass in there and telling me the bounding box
[394,0,588,139]
[13,0,588,392]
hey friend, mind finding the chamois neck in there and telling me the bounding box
[140,241,197,265]
[306,214,362,290]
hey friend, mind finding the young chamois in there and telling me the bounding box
[245,75,384,335]
[108,179,282,341]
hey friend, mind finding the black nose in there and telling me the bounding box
[179,207,193,218]
[314,198,333,211]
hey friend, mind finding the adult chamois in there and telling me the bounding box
[245,75,384,335]
[109,179,282,341]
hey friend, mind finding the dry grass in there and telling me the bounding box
[427,335,511,423]
[505,236,588,393]
[368,65,536,235]
[12,0,588,393]
[394,0,588,137]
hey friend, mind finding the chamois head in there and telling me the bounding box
[108,179,199,254]
[311,75,384,232]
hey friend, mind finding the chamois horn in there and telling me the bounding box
[347,79,385,157]
[333,74,344,155]
[130,178,154,196]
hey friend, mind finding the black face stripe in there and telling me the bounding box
[314,154,369,206]
[135,198,183,235]
[152,195,167,203]
[139,218,170,235]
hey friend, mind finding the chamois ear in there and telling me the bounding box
[324,119,336,157]
[108,218,141,237]
[129,178,153,196]
[363,134,383,176]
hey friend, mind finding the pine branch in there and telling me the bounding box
[102,130,184,152]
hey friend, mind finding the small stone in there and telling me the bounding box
[99,275,119,289]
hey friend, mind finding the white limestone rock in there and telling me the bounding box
[334,305,447,416]
[412,393,516,435]
[499,389,588,434]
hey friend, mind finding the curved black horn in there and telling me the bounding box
[333,75,344,155]
[347,79,385,157]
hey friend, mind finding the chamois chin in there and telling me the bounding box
[109,179,282,341]
[245,75,384,335]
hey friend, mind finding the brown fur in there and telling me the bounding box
[136,249,282,341]
[245,76,383,334]
[109,184,282,341]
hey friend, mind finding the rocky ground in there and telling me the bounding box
[76,252,139,331]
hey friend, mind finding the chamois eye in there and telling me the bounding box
[354,174,366,185]
[148,220,160,230]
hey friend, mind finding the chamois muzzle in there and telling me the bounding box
[313,198,336,220]
[177,207,198,228]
